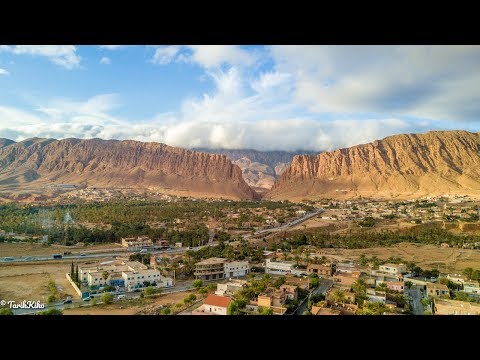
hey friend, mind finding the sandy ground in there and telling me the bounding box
[63,290,193,315]
[0,258,112,302]
[309,242,480,273]
[0,242,123,257]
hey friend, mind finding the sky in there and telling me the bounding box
[0,45,479,152]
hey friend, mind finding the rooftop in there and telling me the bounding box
[196,258,226,265]
[204,294,232,308]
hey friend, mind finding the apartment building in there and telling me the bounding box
[307,263,333,277]
[121,236,154,250]
[194,258,250,280]
[265,258,295,275]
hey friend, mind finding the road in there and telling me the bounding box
[0,246,204,264]
[2,209,323,264]
[406,285,424,315]
[244,208,324,240]
[12,280,195,315]
[295,278,333,315]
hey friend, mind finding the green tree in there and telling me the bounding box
[75,264,79,282]
[101,292,114,304]
[193,279,203,288]
[38,308,63,315]
[404,281,413,289]
[70,261,74,279]
[273,276,286,289]
[258,306,273,315]
[102,271,109,283]
[144,286,155,296]
[46,294,56,303]
[91,298,97,306]
[227,301,239,315]
[161,307,171,315]
[0,308,13,315]
[330,290,346,304]
[463,267,474,280]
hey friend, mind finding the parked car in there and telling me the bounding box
[63,298,73,304]
[117,294,126,299]
[80,253,86,256]
[82,296,91,301]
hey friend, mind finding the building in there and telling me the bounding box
[311,306,341,315]
[192,294,232,315]
[194,258,226,280]
[307,263,333,277]
[215,279,248,296]
[78,260,172,291]
[434,298,480,315]
[121,236,153,250]
[265,258,295,275]
[335,262,362,274]
[463,280,480,295]
[366,288,386,303]
[333,271,361,287]
[224,260,250,278]
[327,288,356,304]
[279,284,298,301]
[386,281,404,292]
[379,263,407,276]
[446,273,467,285]
[426,283,450,298]
[255,288,288,314]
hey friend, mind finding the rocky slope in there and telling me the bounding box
[194,148,315,193]
[267,131,480,200]
[0,138,259,200]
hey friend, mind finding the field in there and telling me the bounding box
[0,257,113,303]
[310,242,480,273]
[63,290,193,315]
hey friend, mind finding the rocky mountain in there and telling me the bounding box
[267,131,480,200]
[0,137,259,200]
[194,148,316,193]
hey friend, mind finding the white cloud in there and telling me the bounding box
[0,45,80,69]
[269,45,480,121]
[151,46,180,64]
[99,45,124,50]
[150,45,258,69]
[0,68,9,75]
[100,56,111,65]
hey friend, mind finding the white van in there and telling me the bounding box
[117,294,126,299]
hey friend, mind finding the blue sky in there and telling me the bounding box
[0,45,479,151]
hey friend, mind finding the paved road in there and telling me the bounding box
[295,278,333,315]
[244,209,324,240]
[406,285,424,315]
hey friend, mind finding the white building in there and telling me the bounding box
[463,281,480,295]
[379,263,406,276]
[215,279,247,296]
[78,260,172,291]
[224,261,249,278]
[192,294,232,315]
[265,258,295,275]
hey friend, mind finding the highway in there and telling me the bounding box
[1,209,323,264]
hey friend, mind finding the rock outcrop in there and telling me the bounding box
[267,130,480,200]
[0,137,259,200]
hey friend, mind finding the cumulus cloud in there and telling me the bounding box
[152,46,180,64]
[1,46,479,152]
[100,56,111,65]
[150,45,257,69]
[99,45,124,50]
[0,45,80,69]
[0,68,9,75]
[270,45,480,121]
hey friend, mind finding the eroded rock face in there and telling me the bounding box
[0,137,259,200]
[194,148,315,192]
[267,131,480,200]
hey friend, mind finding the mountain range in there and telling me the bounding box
[1,130,479,201]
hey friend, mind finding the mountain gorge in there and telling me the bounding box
[194,148,316,194]
[267,131,480,200]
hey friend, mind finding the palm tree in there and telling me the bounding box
[330,290,346,304]
[102,271,109,284]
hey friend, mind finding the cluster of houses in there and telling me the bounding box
[314,195,479,225]
[189,254,480,315]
